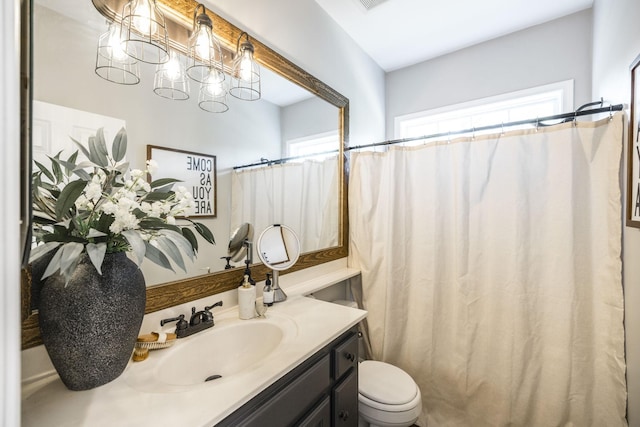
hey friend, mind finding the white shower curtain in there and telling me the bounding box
[231,156,339,253]
[349,114,626,426]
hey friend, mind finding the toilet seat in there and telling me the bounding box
[359,360,418,406]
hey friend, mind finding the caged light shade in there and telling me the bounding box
[186,4,224,83]
[229,33,261,101]
[95,22,140,85]
[120,0,169,65]
[199,69,229,113]
[154,51,190,100]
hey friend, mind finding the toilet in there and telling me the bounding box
[358,360,422,427]
[332,300,422,427]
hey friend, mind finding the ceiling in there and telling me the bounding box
[313,0,594,72]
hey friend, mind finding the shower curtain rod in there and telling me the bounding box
[233,149,339,170]
[345,102,624,152]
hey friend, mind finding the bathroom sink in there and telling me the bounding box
[125,313,298,392]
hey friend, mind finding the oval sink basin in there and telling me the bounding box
[125,313,298,393]
[158,322,283,386]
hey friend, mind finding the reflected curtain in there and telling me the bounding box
[348,114,626,426]
[231,156,339,253]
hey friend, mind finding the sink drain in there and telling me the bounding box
[204,374,222,382]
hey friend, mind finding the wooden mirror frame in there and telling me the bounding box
[21,0,349,349]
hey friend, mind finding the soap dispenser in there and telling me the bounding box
[263,273,274,307]
[238,274,256,320]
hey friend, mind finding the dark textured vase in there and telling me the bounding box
[39,252,146,391]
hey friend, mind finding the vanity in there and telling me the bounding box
[22,267,365,426]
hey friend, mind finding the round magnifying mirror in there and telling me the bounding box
[256,224,301,270]
[228,223,253,263]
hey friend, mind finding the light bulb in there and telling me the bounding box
[238,51,253,82]
[195,27,212,61]
[107,25,128,61]
[204,71,225,96]
[132,0,157,34]
[163,52,182,81]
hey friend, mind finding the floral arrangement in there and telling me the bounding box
[29,127,215,284]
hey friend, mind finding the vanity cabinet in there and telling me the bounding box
[217,327,359,427]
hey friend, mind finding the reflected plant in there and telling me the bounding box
[30,127,215,285]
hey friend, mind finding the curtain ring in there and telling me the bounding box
[573,111,578,127]
[501,122,505,136]
[609,104,613,121]
[535,117,539,132]
[472,127,475,140]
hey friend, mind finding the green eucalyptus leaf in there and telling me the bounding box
[72,169,92,181]
[34,160,55,183]
[29,241,61,263]
[193,222,215,244]
[41,247,63,280]
[95,128,109,156]
[122,230,145,265]
[150,178,181,189]
[48,155,63,183]
[156,236,186,272]
[143,191,173,201]
[181,227,198,254]
[88,136,109,167]
[86,242,107,275]
[55,180,87,220]
[115,162,130,175]
[160,229,195,261]
[111,127,127,162]
[71,136,91,160]
[59,242,84,279]
[144,241,174,272]
[87,228,108,238]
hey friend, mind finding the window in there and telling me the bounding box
[394,80,574,145]
[286,131,340,160]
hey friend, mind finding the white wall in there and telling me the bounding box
[203,0,386,147]
[385,10,593,138]
[592,1,640,425]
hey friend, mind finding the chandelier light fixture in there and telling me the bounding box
[94,2,261,113]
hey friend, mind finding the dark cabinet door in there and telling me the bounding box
[333,370,358,427]
[297,396,331,427]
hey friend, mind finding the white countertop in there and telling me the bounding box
[22,294,366,427]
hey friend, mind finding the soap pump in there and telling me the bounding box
[263,273,274,307]
[238,274,256,320]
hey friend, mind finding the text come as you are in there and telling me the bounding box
[147,146,217,217]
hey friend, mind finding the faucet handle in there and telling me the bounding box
[160,314,187,331]
[204,301,223,311]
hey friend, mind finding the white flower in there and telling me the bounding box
[146,159,159,175]
[130,169,145,180]
[84,181,103,202]
[166,215,176,225]
[109,210,139,234]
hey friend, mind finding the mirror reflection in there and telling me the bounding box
[32,0,340,287]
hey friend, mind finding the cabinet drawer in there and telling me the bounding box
[333,332,358,380]
[333,370,359,427]
[234,355,331,427]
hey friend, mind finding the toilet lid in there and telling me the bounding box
[359,361,418,405]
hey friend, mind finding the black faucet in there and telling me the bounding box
[160,301,223,338]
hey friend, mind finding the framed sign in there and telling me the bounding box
[629,55,640,228]
[147,145,217,218]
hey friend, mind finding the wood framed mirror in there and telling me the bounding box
[21,0,349,349]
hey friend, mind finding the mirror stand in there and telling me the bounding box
[270,270,287,303]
